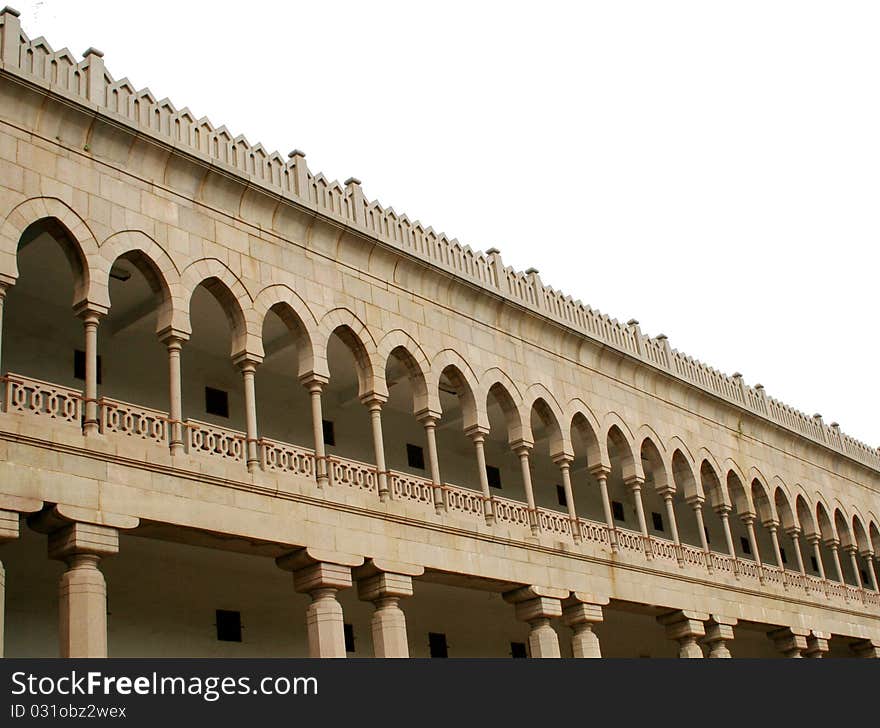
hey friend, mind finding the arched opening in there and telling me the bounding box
[699,460,725,553]
[726,471,755,561]
[606,426,637,535]
[321,327,374,467]
[483,383,523,504]
[639,439,671,540]
[569,414,604,523]
[670,450,701,548]
[773,488,797,573]
[383,347,431,478]
[527,399,566,513]
[5,218,86,388]
[816,503,838,582]
[749,478,776,566]
[834,509,858,587]
[256,303,312,447]
[796,495,822,577]
[433,365,480,494]
[852,517,875,590]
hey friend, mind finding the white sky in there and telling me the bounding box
[12,1,880,446]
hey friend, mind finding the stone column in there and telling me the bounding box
[787,526,806,577]
[689,496,710,562]
[467,427,493,524]
[660,489,682,564]
[851,639,880,658]
[766,520,785,571]
[554,455,579,540]
[658,610,708,658]
[861,550,878,591]
[741,514,763,567]
[161,333,187,456]
[845,545,863,589]
[236,357,261,474]
[591,466,617,552]
[504,586,566,658]
[0,508,21,658]
[0,283,8,372]
[807,534,826,580]
[355,560,423,658]
[768,627,809,658]
[513,443,538,535]
[562,593,608,658]
[418,412,444,513]
[49,523,119,658]
[703,615,737,657]
[715,504,738,574]
[77,306,106,436]
[826,538,845,583]
[277,548,364,658]
[362,395,389,501]
[301,374,330,487]
[804,630,830,658]
[625,476,651,557]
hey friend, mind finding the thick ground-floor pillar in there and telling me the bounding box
[562,593,607,658]
[702,615,736,657]
[48,522,119,658]
[804,630,830,658]
[277,548,364,658]
[504,586,566,658]
[851,639,880,658]
[658,610,708,657]
[356,560,423,658]
[768,627,809,658]
[0,508,22,657]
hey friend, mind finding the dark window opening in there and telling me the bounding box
[73,350,102,385]
[861,569,870,586]
[556,484,567,507]
[780,547,787,565]
[487,465,502,489]
[704,526,710,545]
[216,609,241,642]
[428,632,448,658]
[344,623,355,653]
[612,500,625,522]
[651,511,664,532]
[810,555,819,572]
[322,419,335,447]
[510,641,527,658]
[205,386,229,418]
[406,443,425,470]
[740,536,751,555]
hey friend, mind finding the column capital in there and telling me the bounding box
[589,464,611,480]
[713,502,732,516]
[276,546,364,575]
[0,508,20,543]
[561,593,607,626]
[299,371,329,391]
[464,424,490,442]
[785,525,802,538]
[552,453,574,467]
[46,522,119,561]
[73,301,109,321]
[158,327,191,347]
[768,626,809,657]
[360,392,388,409]
[860,548,875,560]
[233,354,263,371]
[685,494,705,508]
[511,439,533,456]
[508,595,563,623]
[805,630,830,657]
[503,584,569,605]
[355,559,423,602]
[851,638,880,658]
[658,610,708,657]
[415,409,442,426]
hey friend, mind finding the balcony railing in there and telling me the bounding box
[1,370,878,613]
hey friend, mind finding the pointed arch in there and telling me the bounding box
[523,383,569,457]
[852,513,871,553]
[484,376,526,447]
[671,448,701,500]
[796,492,817,536]
[638,434,669,492]
[771,477,796,531]
[253,284,319,380]
[429,349,481,432]
[725,468,753,515]
[749,473,775,524]
[816,499,835,542]
[318,307,382,400]
[604,413,638,481]
[181,258,256,357]
[1,197,100,307]
[834,507,853,548]
[697,449,728,508]
[869,520,880,556]
[379,329,435,416]
[567,399,603,468]
[99,230,181,335]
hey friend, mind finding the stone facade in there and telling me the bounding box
[0,8,878,658]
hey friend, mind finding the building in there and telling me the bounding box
[0,7,878,659]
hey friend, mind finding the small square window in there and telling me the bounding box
[487,465,502,489]
[510,641,527,658]
[556,484,567,507]
[216,609,241,642]
[406,443,425,470]
[428,632,448,658]
[651,512,664,532]
[780,547,787,565]
[343,623,355,653]
[810,555,819,572]
[612,500,625,522]
[740,536,751,555]
[205,387,229,418]
[73,350,102,385]
[322,419,335,447]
